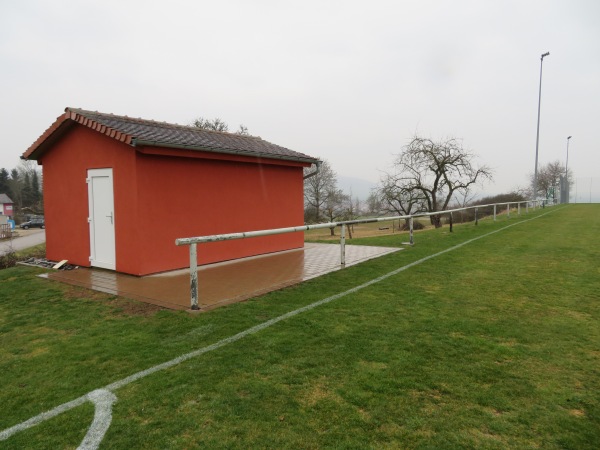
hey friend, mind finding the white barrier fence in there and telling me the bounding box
[176,200,547,310]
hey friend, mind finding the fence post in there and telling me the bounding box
[449,211,453,232]
[493,204,497,221]
[409,217,414,245]
[189,243,199,310]
[475,208,478,225]
[518,202,521,215]
[526,201,529,214]
[340,224,346,267]
[507,204,510,218]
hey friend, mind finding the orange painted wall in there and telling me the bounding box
[39,123,307,276]
[133,152,305,275]
[40,125,140,274]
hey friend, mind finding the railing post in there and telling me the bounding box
[518,202,521,215]
[189,243,199,310]
[493,204,497,222]
[507,204,510,218]
[526,201,529,214]
[474,208,478,225]
[409,216,414,245]
[340,224,346,267]
[449,211,453,232]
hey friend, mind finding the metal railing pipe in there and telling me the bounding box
[189,243,199,310]
[340,224,346,267]
[176,199,543,309]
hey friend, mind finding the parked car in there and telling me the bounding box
[20,218,45,229]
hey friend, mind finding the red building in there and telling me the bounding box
[23,108,318,276]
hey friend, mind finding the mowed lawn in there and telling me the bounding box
[0,205,598,449]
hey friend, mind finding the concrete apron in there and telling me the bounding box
[42,243,402,311]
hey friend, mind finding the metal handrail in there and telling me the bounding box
[176,200,546,309]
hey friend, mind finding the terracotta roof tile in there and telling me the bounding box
[71,108,317,163]
[23,108,319,165]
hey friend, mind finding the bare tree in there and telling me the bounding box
[365,191,383,216]
[303,160,337,223]
[348,196,361,220]
[191,117,229,132]
[375,172,427,225]
[191,117,250,135]
[531,160,572,202]
[452,184,477,223]
[323,188,350,236]
[237,124,249,136]
[380,135,492,228]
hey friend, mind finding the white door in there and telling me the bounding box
[87,168,116,270]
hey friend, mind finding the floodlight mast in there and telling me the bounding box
[565,135,572,203]
[533,51,550,199]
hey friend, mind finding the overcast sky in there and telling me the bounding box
[1,0,599,198]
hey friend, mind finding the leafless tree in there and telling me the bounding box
[322,188,350,235]
[304,160,337,223]
[191,118,250,135]
[375,172,427,225]
[236,124,249,136]
[379,135,492,228]
[365,191,382,216]
[348,196,361,219]
[531,160,572,202]
[452,185,477,223]
[191,117,229,132]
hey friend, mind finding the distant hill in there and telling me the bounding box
[338,176,377,200]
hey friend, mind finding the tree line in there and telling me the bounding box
[304,134,572,231]
[0,161,43,220]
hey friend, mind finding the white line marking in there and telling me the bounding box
[77,390,117,450]
[0,210,557,444]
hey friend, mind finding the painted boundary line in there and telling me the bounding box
[0,208,560,445]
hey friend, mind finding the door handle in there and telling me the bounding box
[106,212,113,224]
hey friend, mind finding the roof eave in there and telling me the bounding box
[131,139,319,165]
[22,113,74,161]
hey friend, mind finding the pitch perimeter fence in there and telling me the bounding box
[176,199,551,310]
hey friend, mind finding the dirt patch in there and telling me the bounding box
[61,283,165,317]
[568,409,586,418]
[106,297,165,317]
[299,379,343,408]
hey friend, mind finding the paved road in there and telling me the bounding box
[0,230,46,256]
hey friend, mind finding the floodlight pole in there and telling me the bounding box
[533,51,550,199]
[565,136,572,203]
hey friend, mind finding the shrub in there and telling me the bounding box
[0,244,46,271]
[0,252,17,270]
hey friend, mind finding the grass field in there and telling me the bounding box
[1,205,599,449]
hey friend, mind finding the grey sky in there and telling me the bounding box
[1,0,598,198]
